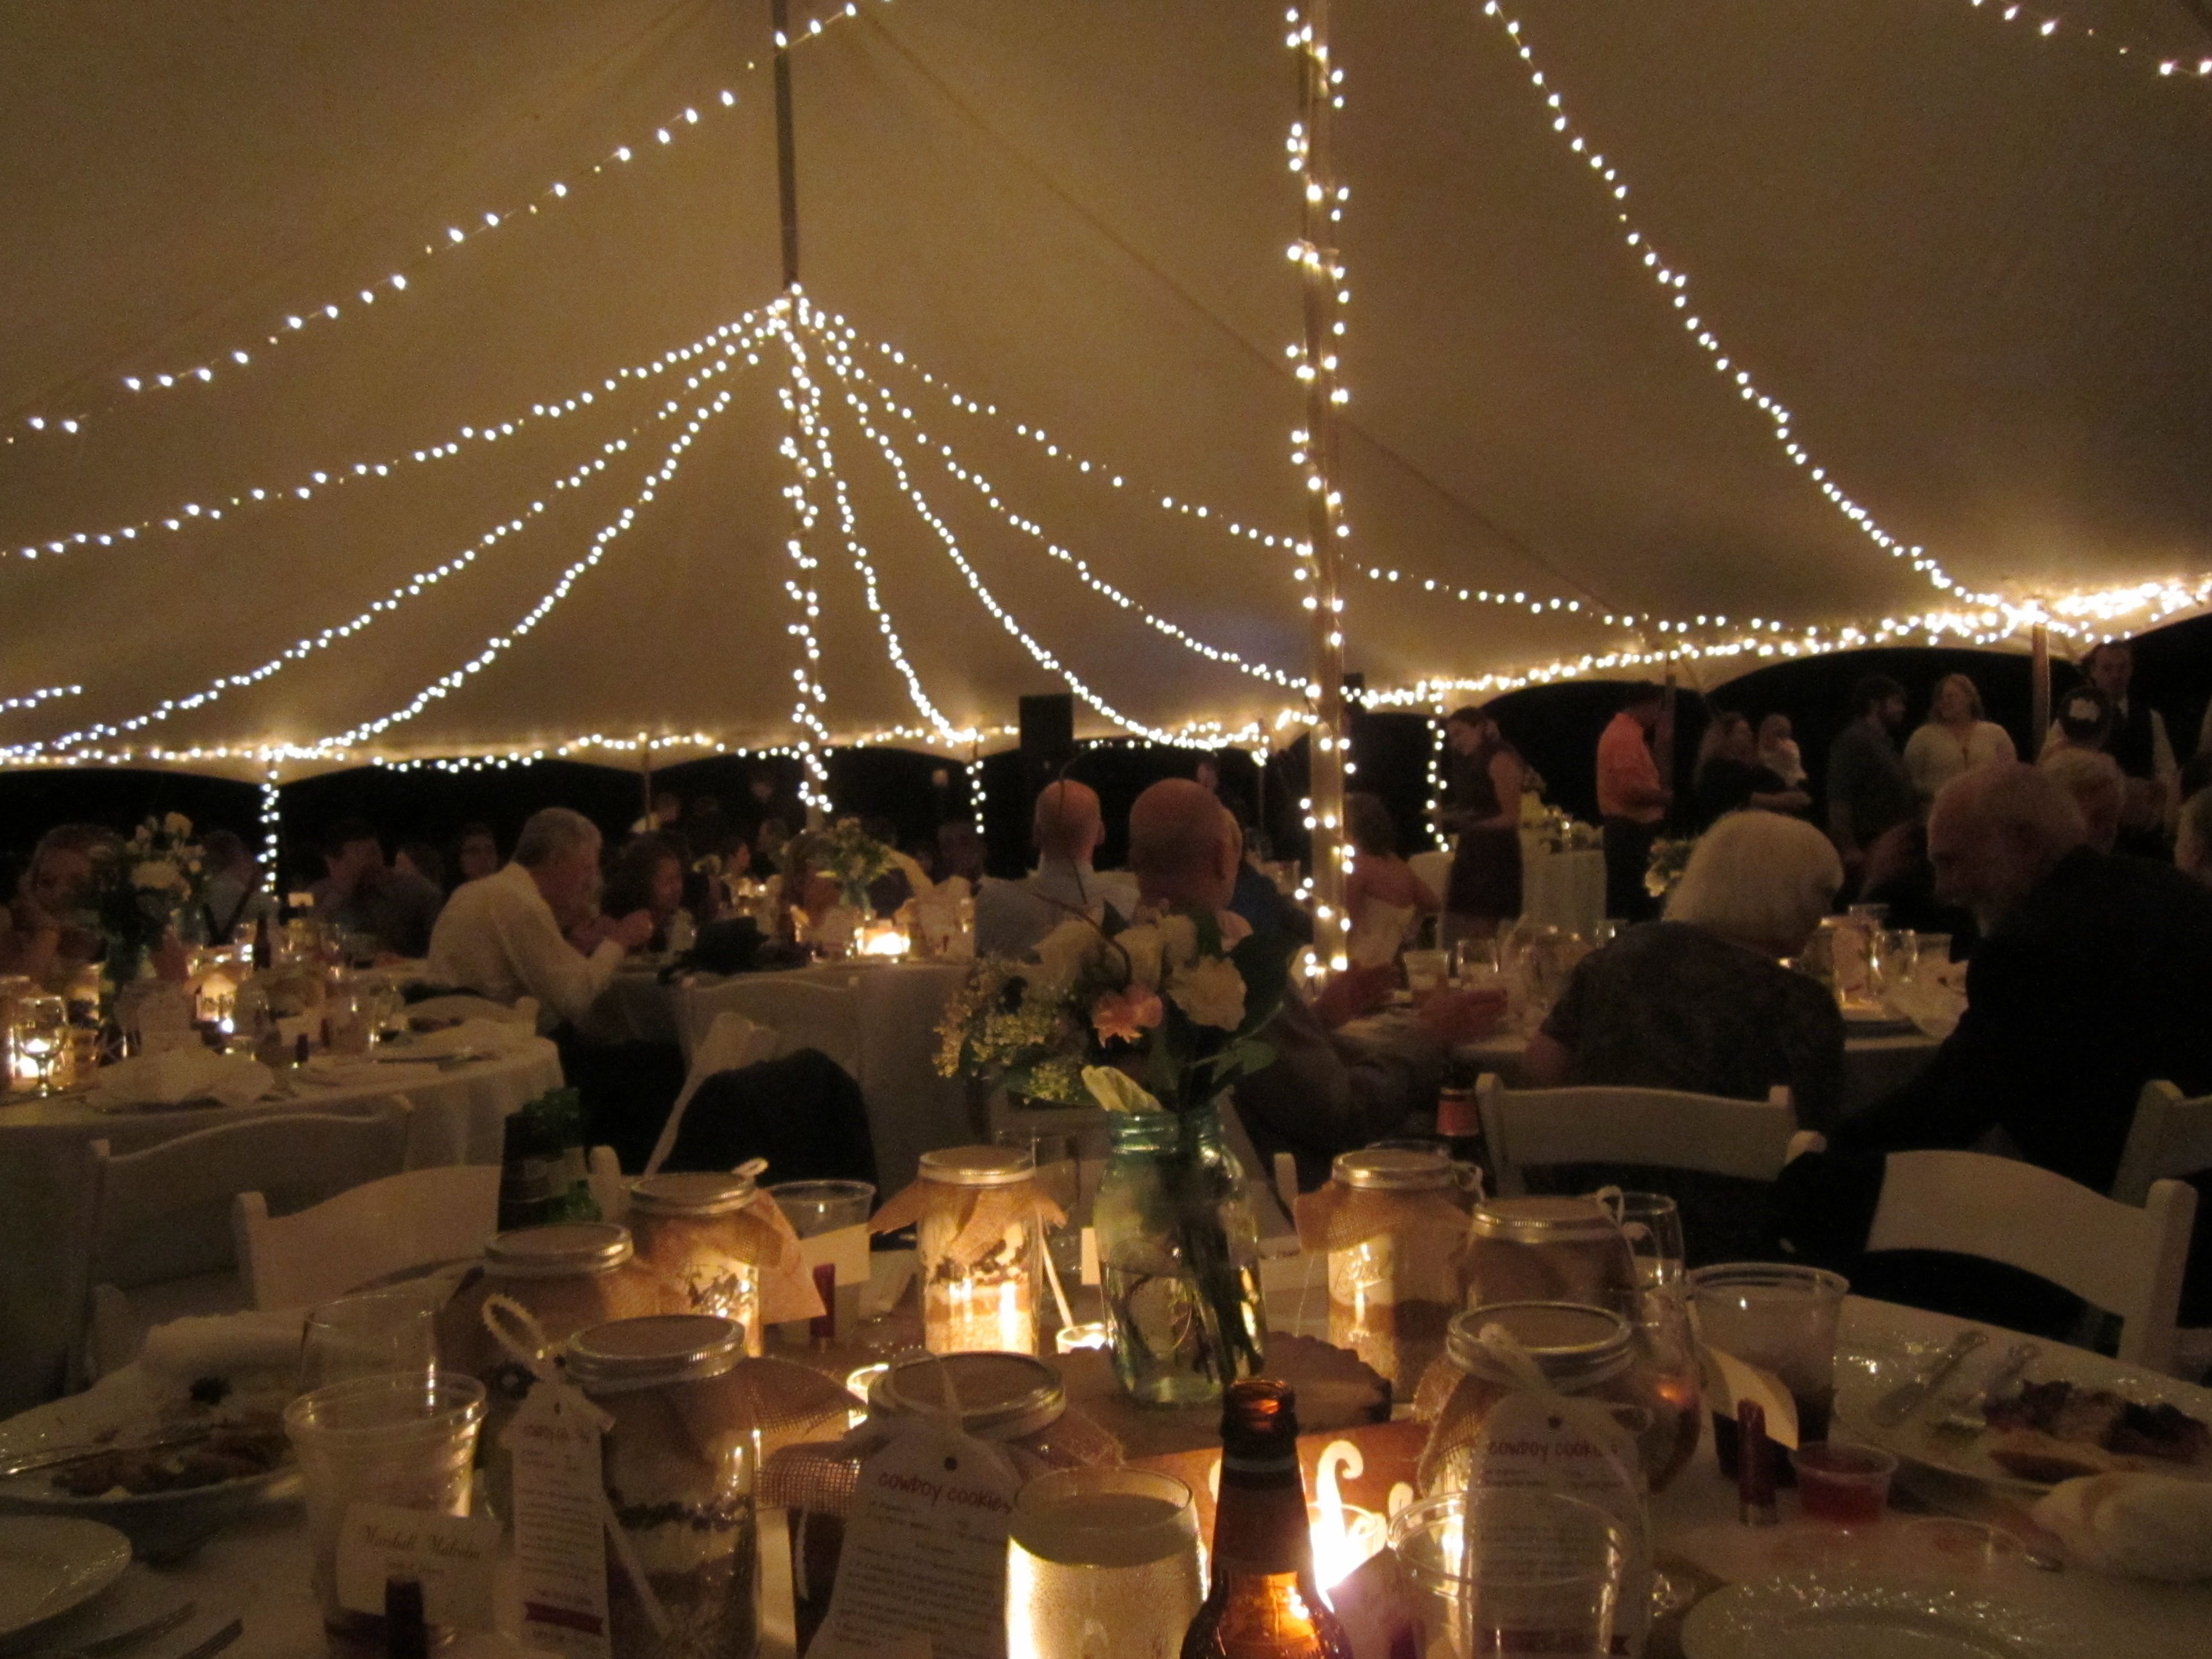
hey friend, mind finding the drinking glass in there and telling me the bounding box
[1877,930,1918,992]
[1403,948,1449,1001]
[997,1128,1085,1335]
[283,1373,485,1640]
[768,1178,875,1343]
[1390,1489,1626,1658]
[1005,1468,1203,1659]
[1915,932,1952,968]
[9,993,69,1094]
[1687,1262,1849,1482]
[300,1287,440,1391]
[1605,1192,1684,1288]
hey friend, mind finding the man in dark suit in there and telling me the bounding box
[1793,763,2212,1323]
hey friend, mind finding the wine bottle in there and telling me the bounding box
[1181,1381,1351,1659]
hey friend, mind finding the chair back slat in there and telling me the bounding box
[1866,1149,2197,1373]
[2111,1079,2212,1204]
[1475,1074,1799,1196]
[234,1160,498,1311]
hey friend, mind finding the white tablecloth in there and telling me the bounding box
[0,1040,561,1413]
[52,1296,2212,1659]
[1408,844,1606,937]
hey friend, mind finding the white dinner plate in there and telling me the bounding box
[1832,1308,2212,1496]
[1682,1574,2093,1659]
[0,1516,131,1642]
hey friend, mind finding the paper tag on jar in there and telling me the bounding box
[1699,1345,1800,1448]
[504,1381,613,1659]
[807,1416,1019,1659]
[335,1503,499,1628]
[1465,1393,1650,1655]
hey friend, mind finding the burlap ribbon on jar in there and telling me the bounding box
[1293,1181,1474,1254]
[867,1176,1066,1269]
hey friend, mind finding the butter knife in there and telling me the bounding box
[1936,1341,2040,1433]
[1870,1327,1987,1426]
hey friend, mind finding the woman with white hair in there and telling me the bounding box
[1524,811,1848,1128]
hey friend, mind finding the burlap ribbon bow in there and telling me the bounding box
[868,1176,1066,1269]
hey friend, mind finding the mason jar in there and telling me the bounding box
[1458,1194,1639,1320]
[1321,1145,1475,1390]
[626,1172,769,1354]
[1093,1103,1266,1406]
[912,1146,1043,1356]
[567,1314,757,1659]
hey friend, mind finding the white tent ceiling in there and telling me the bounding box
[4,0,2210,781]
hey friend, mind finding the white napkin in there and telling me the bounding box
[409,1016,534,1057]
[138,1309,307,1387]
[93,1047,274,1110]
[2032,1472,2212,1582]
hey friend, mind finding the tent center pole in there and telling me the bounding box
[771,0,800,289]
[1293,0,1351,972]
[2031,621,2051,748]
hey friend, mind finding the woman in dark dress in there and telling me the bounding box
[1691,712,1810,828]
[1435,703,1525,943]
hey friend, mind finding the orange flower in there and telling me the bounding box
[1092,985,1164,1045]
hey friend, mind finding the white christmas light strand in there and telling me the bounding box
[0,684,83,716]
[9,310,771,565]
[1476,1,1994,609]
[771,311,849,811]
[781,308,968,744]
[800,312,1313,695]
[1955,0,2212,85]
[258,773,281,893]
[808,319,1266,749]
[8,310,780,765]
[313,374,741,752]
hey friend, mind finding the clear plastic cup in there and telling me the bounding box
[767,1179,875,1343]
[299,1286,439,1391]
[1006,1468,1202,1659]
[1390,1489,1626,1658]
[283,1373,486,1640]
[1793,1441,1897,1525]
[1687,1262,1849,1481]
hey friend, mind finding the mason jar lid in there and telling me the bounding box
[485,1222,634,1279]
[565,1314,745,1393]
[1445,1302,1634,1390]
[628,1171,758,1218]
[919,1146,1035,1188]
[1333,1146,1454,1192]
[1468,1195,1621,1245]
[867,1351,1066,1440]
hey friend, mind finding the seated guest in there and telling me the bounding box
[197,828,279,942]
[1790,764,2212,1326]
[975,781,1138,959]
[1858,818,1978,958]
[427,807,654,1028]
[2179,786,2212,888]
[602,832,690,950]
[2,823,118,985]
[1757,713,1806,789]
[1343,792,1438,959]
[2037,747,2123,854]
[310,817,445,957]
[1129,779,1501,1187]
[453,822,502,887]
[1525,811,1848,1129]
[936,818,985,886]
[1692,712,1810,827]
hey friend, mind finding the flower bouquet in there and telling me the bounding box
[1644,836,1694,902]
[94,814,206,974]
[936,906,1295,1403]
[811,817,894,913]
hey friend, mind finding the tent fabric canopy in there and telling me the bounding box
[4,0,2210,781]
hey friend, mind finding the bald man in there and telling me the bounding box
[1128,779,1502,1188]
[1791,763,2212,1324]
[974,780,1139,960]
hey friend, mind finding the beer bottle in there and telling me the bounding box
[1181,1381,1351,1659]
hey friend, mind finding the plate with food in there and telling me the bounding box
[1834,1311,2212,1494]
[0,1314,302,1560]
[1681,1573,2093,1659]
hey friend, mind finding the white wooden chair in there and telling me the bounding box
[1474,1073,1805,1197]
[679,977,860,1078]
[2109,1079,2212,1377]
[641,1011,783,1177]
[233,1161,498,1311]
[82,1099,411,1372]
[1865,1149,2197,1375]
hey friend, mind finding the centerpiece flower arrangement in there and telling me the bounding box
[811,817,894,914]
[95,813,206,974]
[1645,836,1694,902]
[936,905,1295,1403]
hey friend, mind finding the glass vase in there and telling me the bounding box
[1094,1100,1267,1406]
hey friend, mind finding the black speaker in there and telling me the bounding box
[1019,693,1075,767]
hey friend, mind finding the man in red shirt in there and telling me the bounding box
[1597,683,1673,920]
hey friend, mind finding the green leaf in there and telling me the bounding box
[1082,1066,1162,1114]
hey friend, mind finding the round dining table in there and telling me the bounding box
[12,1290,2207,1659]
[0,1038,561,1415]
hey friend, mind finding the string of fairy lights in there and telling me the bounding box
[1954,0,2212,85]
[4,0,2209,832]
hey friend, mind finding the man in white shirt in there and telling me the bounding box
[427,807,653,1029]
[974,780,1139,959]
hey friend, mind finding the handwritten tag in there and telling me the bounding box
[503,1381,612,1659]
[335,1503,499,1629]
[807,1416,1019,1659]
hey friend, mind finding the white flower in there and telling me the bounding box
[1033,917,1105,990]
[1215,909,1253,946]
[1167,955,1246,1030]
[1156,914,1199,972]
[131,859,181,891]
[1115,924,1166,990]
[163,812,192,837]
